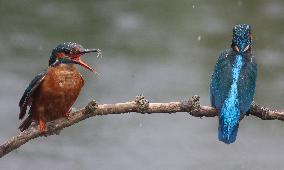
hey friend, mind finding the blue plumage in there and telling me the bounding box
[19,71,47,119]
[210,24,257,144]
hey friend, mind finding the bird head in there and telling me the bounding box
[49,42,101,72]
[231,24,253,53]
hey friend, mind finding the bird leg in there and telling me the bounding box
[39,113,46,133]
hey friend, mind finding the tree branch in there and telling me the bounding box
[1,95,283,158]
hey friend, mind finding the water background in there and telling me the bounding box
[1,0,284,169]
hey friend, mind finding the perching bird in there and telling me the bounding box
[19,42,100,133]
[210,24,257,144]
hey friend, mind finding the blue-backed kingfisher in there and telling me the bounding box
[210,24,257,144]
[19,42,100,133]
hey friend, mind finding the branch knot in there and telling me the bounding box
[135,95,149,113]
[85,100,98,114]
[1,96,283,158]
[190,95,201,114]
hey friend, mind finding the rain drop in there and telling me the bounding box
[237,0,242,6]
[197,35,202,41]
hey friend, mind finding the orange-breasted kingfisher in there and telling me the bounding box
[210,24,257,144]
[18,42,100,133]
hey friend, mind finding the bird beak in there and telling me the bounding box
[71,49,100,73]
[235,44,250,53]
[235,46,240,52]
[243,44,250,52]
[79,49,100,55]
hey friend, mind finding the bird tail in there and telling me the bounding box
[19,114,33,132]
[218,107,240,144]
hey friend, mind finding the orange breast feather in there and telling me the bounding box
[31,64,84,122]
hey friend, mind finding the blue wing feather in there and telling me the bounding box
[238,56,257,113]
[19,69,47,119]
[210,49,233,112]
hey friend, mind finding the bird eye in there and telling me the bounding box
[64,49,70,54]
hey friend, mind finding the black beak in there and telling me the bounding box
[72,48,101,73]
[79,49,100,54]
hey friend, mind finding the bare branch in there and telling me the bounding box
[1,95,283,158]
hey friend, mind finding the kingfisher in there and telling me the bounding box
[18,42,100,133]
[210,24,257,144]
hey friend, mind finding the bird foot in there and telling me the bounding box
[39,113,47,135]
